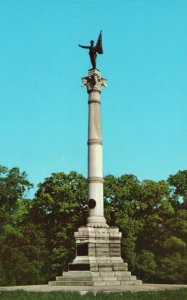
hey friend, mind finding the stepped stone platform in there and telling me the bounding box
[49,226,142,286]
[49,269,141,287]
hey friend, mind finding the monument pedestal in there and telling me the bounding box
[49,226,142,286]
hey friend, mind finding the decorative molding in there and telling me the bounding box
[87,223,109,228]
[88,177,104,183]
[87,139,102,145]
[88,99,101,104]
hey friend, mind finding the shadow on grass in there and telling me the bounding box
[0,289,187,300]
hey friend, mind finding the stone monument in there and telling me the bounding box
[49,33,142,286]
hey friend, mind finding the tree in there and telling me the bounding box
[29,171,87,279]
[0,166,34,286]
[168,170,187,208]
[136,250,157,282]
[0,166,33,213]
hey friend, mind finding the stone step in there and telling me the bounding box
[48,281,57,286]
[56,273,138,281]
[95,275,133,281]
[98,271,131,277]
[98,276,136,282]
[56,277,93,282]
[106,281,121,286]
[116,275,132,280]
[54,281,94,286]
[49,279,142,286]
[128,277,137,282]
[114,271,131,276]
[99,271,115,276]
[112,264,128,271]
[120,279,142,285]
[135,280,142,285]
[90,272,100,277]
[93,281,107,286]
[63,271,92,276]
[101,276,118,281]
[98,267,113,271]
[93,281,120,286]
[56,276,63,281]
[61,274,101,279]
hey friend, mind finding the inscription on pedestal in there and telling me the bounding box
[77,243,88,256]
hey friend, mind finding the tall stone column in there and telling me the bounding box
[82,69,108,228]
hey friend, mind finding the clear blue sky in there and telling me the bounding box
[0,0,187,193]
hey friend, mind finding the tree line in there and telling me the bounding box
[0,165,186,286]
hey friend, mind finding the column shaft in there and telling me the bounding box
[82,69,108,228]
[88,90,104,218]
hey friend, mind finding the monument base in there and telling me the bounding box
[49,226,142,286]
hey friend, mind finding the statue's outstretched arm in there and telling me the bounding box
[78,45,90,49]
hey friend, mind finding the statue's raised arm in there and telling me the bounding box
[78,32,103,70]
[78,45,90,49]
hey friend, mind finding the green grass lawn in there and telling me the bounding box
[0,289,187,300]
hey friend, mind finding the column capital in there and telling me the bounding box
[82,69,107,93]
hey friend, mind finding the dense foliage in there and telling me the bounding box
[0,165,186,286]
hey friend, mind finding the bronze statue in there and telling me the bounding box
[79,31,103,69]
